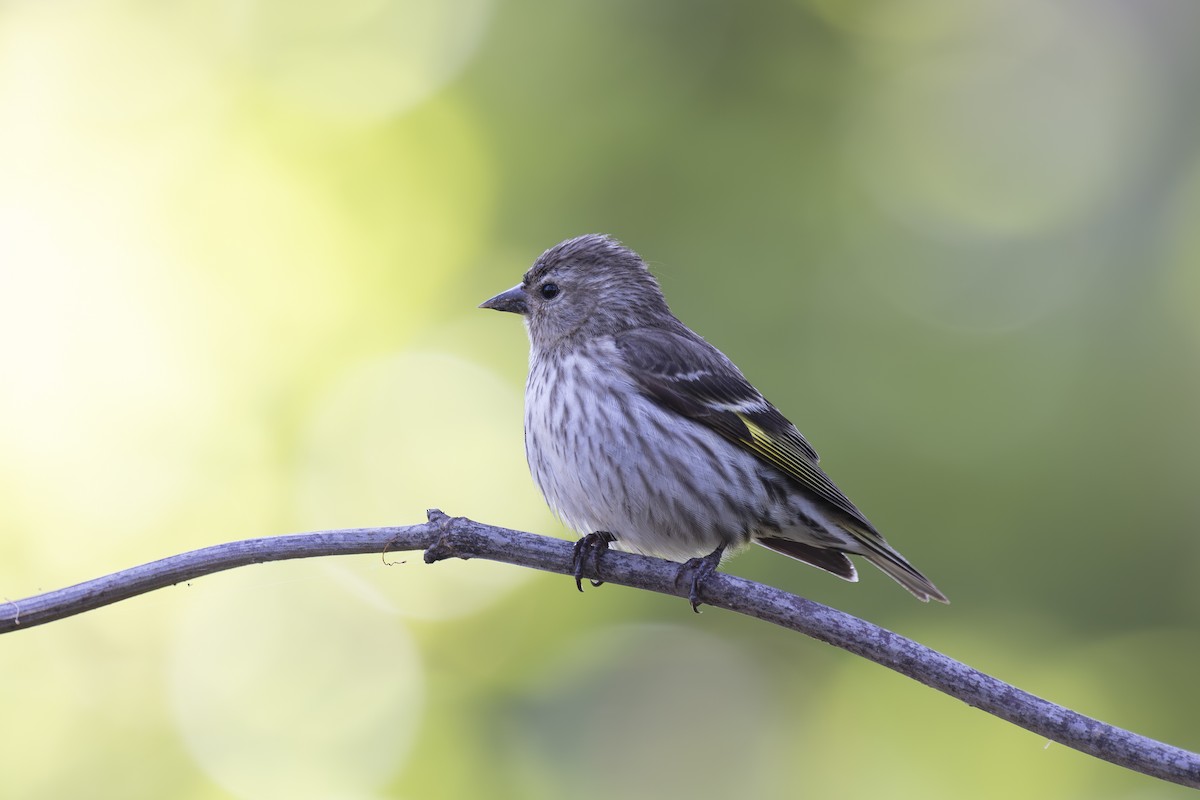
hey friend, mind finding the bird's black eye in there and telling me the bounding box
[539,282,561,300]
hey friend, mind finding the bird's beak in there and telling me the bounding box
[479,284,528,315]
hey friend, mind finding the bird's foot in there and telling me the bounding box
[571,531,616,591]
[675,543,726,613]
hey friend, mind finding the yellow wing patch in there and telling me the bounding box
[733,412,864,521]
[736,413,812,478]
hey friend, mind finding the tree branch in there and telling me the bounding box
[2,509,1196,788]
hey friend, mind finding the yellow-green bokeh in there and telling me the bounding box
[2,0,1198,798]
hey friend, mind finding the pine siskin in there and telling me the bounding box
[481,234,947,607]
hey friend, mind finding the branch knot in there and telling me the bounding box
[422,508,470,564]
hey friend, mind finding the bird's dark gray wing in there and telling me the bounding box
[614,326,875,530]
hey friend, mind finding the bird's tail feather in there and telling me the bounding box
[852,529,948,604]
[757,537,859,582]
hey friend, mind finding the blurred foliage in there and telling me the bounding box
[2,0,1199,797]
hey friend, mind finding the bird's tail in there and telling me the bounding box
[850,526,948,604]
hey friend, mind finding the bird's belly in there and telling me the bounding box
[526,379,775,561]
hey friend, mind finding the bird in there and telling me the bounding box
[480,234,946,609]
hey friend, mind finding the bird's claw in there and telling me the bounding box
[675,544,726,613]
[571,532,615,591]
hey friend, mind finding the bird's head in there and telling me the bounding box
[480,234,672,349]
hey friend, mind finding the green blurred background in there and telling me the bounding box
[2,0,1199,797]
